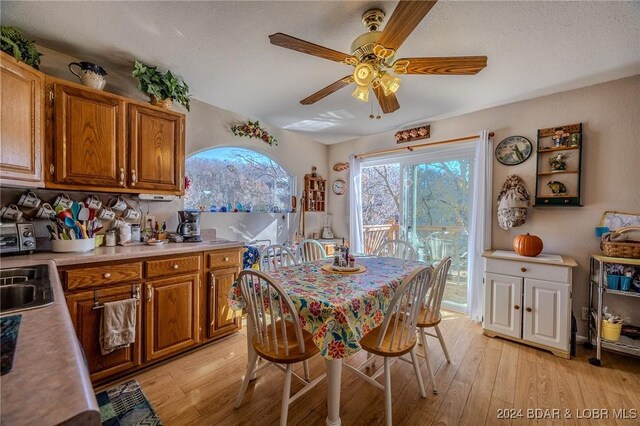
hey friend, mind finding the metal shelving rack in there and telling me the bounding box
[586,254,640,366]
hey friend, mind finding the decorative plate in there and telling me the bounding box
[495,136,532,165]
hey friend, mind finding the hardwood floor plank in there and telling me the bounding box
[492,341,519,404]
[111,313,640,426]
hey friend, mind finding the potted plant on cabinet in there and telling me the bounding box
[132,60,191,111]
[0,26,42,69]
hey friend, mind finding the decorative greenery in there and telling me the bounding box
[231,121,277,146]
[1,26,42,69]
[132,60,190,111]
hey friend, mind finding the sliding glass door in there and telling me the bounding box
[361,143,475,313]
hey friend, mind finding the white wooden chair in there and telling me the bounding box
[416,257,452,394]
[234,270,325,426]
[298,239,327,263]
[260,244,298,272]
[375,239,418,261]
[344,265,433,426]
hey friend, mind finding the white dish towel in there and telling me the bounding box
[100,298,137,355]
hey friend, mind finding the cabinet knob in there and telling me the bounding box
[224,257,229,262]
[520,267,527,272]
[131,169,137,186]
[514,305,520,310]
[103,273,111,279]
[147,284,153,302]
[526,307,532,312]
[173,264,179,270]
[119,168,125,186]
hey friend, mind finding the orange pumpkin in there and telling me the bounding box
[513,233,543,257]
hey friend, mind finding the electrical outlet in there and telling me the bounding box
[143,215,155,230]
[581,307,589,321]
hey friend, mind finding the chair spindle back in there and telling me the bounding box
[375,266,433,351]
[260,244,298,272]
[375,239,418,261]
[422,257,452,319]
[299,239,327,263]
[238,270,306,357]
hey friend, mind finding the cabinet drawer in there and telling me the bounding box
[146,255,201,279]
[65,262,142,290]
[207,250,241,269]
[485,258,569,283]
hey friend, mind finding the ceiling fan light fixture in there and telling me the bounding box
[353,63,377,86]
[352,84,370,103]
[379,72,401,96]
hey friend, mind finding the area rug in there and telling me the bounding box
[96,380,162,426]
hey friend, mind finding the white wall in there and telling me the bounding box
[328,75,640,334]
[9,45,329,242]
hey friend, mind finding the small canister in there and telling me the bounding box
[118,223,131,244]
[105,230,116,247]
[131,224,141,242]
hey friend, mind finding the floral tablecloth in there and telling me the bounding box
[228,256,425,359]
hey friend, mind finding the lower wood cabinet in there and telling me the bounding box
[66,284,142,382]
[207,267,241,339]
[62,248,243,384]
[145,273,200,362]
[482,251,576,359]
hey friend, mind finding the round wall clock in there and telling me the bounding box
[332,179,347,195]
[495,136,532,166]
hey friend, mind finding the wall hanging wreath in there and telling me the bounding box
[231,121,277,146]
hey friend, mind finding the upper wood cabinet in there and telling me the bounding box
[51,83,127,188]
[0,52,44,187]
[129,104,184,193]
[45,76,185,195]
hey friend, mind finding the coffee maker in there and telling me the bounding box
[177,210,202,242]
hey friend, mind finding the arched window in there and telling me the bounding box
[184,147,294,212]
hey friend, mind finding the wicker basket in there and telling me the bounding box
[601,227,640,258]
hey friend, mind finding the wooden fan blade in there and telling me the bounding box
[373,85,400,114]
[377,1,438,51]
[394,56,488,75]
[269,33,352,63]
[300,76,354,105]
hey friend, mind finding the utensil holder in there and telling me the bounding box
[606,274,620,290]
[52,238,96,253]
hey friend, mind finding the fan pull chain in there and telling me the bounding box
[369,101,374,119]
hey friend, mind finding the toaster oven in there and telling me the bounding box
[0,223,36,255]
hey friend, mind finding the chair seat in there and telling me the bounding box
[253,320,319,364]
[417,307,442,328]
[360,322,417,357]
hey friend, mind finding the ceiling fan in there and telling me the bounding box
[269,1,487,114]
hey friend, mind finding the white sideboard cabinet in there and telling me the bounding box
[482,250,578,358]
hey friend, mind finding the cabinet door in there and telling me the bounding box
[129,104,184,193]
[53,83,126,187]
[145,273,199,362]
[484,273,522,339]
[207,267,241,338]
[0,52,44,186]
[523,279,569,351]
[66,284,142,382]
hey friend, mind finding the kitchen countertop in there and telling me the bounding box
[0,259,100,425]
[13,239,245,266]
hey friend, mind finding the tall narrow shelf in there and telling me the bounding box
[587,254,640,366]
[534,123,583,206]
[304,174,326,212]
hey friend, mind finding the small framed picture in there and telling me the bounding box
[495,136,532,166]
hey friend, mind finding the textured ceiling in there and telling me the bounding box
[3,1,639,144]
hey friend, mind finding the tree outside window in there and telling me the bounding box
[184,147,293,212]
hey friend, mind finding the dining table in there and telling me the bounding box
[228,256,426,426]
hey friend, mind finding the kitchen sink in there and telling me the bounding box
[0,265,53,315]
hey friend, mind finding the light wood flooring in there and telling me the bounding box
[119,312,640,425]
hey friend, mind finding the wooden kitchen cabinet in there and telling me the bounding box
[129,104,184,193]
[205,248,243,340]
[66,284,142,382]
[49,81,127,188]
[145,273,200,362]
[0,51,44,187]
[482,251,577,358]
[44,76,185,194]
